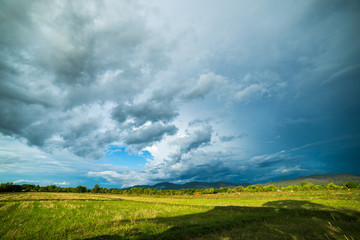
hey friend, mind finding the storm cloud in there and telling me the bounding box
[1,0,360,187]
[0,0,173,158]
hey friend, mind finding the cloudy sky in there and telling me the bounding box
[1,0,360,188]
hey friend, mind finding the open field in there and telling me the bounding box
[1,191,359,239]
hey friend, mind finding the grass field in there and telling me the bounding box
[1,191,359,239]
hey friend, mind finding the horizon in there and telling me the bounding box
[3,172,358,189]
[1,0,360,189]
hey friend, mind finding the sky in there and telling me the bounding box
[1,0,360,188]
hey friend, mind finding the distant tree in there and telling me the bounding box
[39,186,48,192]
[110,188,118,194]
[326,183,341,190]
[245,185,261,192]
[0,182,16,192]
[219,187,230,193]
[300,182,307,187]
[99,187,108,193]
[282,186,290,191]
[187,188,196,195]
[34,185,40,192]
[345,181,358,189]
[263,184,277,192]
[300,183,310,191]
[307,183,317,190]
[75,185,87,193]
[47,185,57,192]
[235,186,244,192]
[63,187,72,192]
[20,184,35,192]
[148,188,158,195]
[92,184,101,193]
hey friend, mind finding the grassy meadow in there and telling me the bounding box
[1,191,359,239]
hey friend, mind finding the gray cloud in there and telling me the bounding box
[0,0,174,158]
[219,136,236,142]
[124,122,178,148]
[180,126,212,153]
[166,125,213,165]
[184,72,227,100]
[165,161,233,183]
[248,150,300,169]
[219,133,246,142]
[112,100,178,126]
[1,0,360,186]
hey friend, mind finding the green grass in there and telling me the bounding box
[1,191,359,239]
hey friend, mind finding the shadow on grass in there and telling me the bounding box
[83,200,360,240]
[263,200,333,209]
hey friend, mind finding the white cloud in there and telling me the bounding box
[88,171,122,183]
[249,150,287,163]
[235,83,263,102]
[54,181,70,186]
[273,165,304,174]
[185,72,227,100]
[232,71,285,103]
[13,179,40,184]
[87,170,148,187]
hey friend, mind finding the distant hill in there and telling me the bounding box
[263,173,360,187]
[125,173,360,190]
[127,181,249,190]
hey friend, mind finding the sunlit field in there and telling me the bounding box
[1,191,359,239]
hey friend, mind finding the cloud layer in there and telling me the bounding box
[1,0,360,187]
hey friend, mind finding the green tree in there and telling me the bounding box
[345,181,358,189]
[326,183,341,190]
[300,182,307,187]
[300,183,310,191]
[75,185,87,193]
[263,184,277,192]
[47,185,57,192]
[148,188,158,195]
[235,186,244,192]
[39,186,48,192]
[92,184,101,193]
[245,185,260,192]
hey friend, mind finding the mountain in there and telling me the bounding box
[263,173,360,187]
[125,173,360,190]
[127,181,249,190]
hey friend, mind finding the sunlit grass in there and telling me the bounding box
[0,191,359,239]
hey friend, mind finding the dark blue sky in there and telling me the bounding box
[0,0,359,188]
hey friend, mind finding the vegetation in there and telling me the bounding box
[1,181,360,196]
[0,191,359,239]
[130,181,249,190]
[264,173,360,187]
[2,180,359,239]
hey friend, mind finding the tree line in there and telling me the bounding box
[1,181,359,195]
